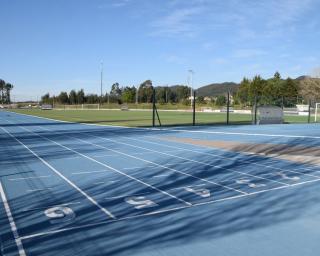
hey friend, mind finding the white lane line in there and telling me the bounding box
[16,125,192,207]
[26,188,53,192]
[20,202,82,213]
[71,170,108,175]
[0,181,27,256]
[105,192,150,200]
[67,134,247,195]
[152,174,170,178]
[0,126,116,220]
[122,165,156,170]
[7,109,320,139]
[157,128,320,139]
[140,136,320,179]
[19,175,320,241]
[8,175,51,181]
[87,134,287,187]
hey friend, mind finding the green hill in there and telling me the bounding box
[196,82,239,97]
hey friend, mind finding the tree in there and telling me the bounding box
[5,83,13,103]
[0,79,5,104]
[215,95,226,106]
[69,90,77,105]
[299,78,320,101]
[77,89,85,104]
[237,77,251,105]
[57,92,69,104]
[121,86,136,103]
[138,80,153,103]
[41,93,51,104]
[110,83,122,103]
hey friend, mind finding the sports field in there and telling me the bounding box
[9,109,311,127]
[1,110,320,255]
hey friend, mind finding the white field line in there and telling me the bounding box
[19,175,320,241]
[33,123,247,195]
[7,110,320,139]
[8,175,51,181]
[20,202,82,213]
[0,126,116,220]
[138,136,320,179]
[88,134,289,187]
[71,170,108,175]
[26,188,53,192]
[0,181,27,256]
[57,133,247,195]
[11,123,191,207]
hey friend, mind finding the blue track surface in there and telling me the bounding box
[1,110,320,256]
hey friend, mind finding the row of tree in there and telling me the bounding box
[41,80,192,105]
[41,72,320,107]
[236,72,299,107]
[0,79,14,104]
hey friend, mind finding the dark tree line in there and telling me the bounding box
[236,72,299,107]
[41,80,192,105]
[0,79,14,104]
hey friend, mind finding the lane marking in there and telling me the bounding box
[88,134,287,187]
[9,175,51,181]
[0,181,27,256]
[19,175,320,241]
[128,136,320,180]
[105,192,151,200]
[65,134,247,195]
[11,124,192,207]
[7,109,320,139]
[26,188,53,192]
[20,202,82,213]
[71,170,108,175]
[0,126,116,220]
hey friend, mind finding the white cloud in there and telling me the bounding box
[233,49,267,58]
[150,7,204,37]
[163,55,187,65]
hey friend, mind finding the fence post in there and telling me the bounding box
[308,99,311,123]
[193,91,196,126]
[254,95,258,125]
[152,88,156,127]
[226,90,230,125]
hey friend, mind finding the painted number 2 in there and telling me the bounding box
[125,196,158,209]
[44,206,75,224]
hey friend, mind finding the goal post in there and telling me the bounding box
[315,103,320,122]
[256,106,284,124]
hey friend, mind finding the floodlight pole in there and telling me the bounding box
[188,70,194,107]
[227,90,230,125]
[100,61,103,105]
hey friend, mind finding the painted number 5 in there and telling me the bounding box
[125,196,158,209]
[44,206,75,224]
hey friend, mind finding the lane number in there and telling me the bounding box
[44,206,75,224]
[125,196,158,209]
[236,179,266,188]
[184,187,211,198]
[276,172,300,181]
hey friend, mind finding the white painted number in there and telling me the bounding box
[184,187,211,198]
[44,206,75,224]
[276,172,300,181]
[236,179,266,188]
[125,196,158,209]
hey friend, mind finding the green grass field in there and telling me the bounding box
[7,109,313,127]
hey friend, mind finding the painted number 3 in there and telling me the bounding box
[44,206,76,224]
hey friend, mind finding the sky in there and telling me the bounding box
[1,0,320,101]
